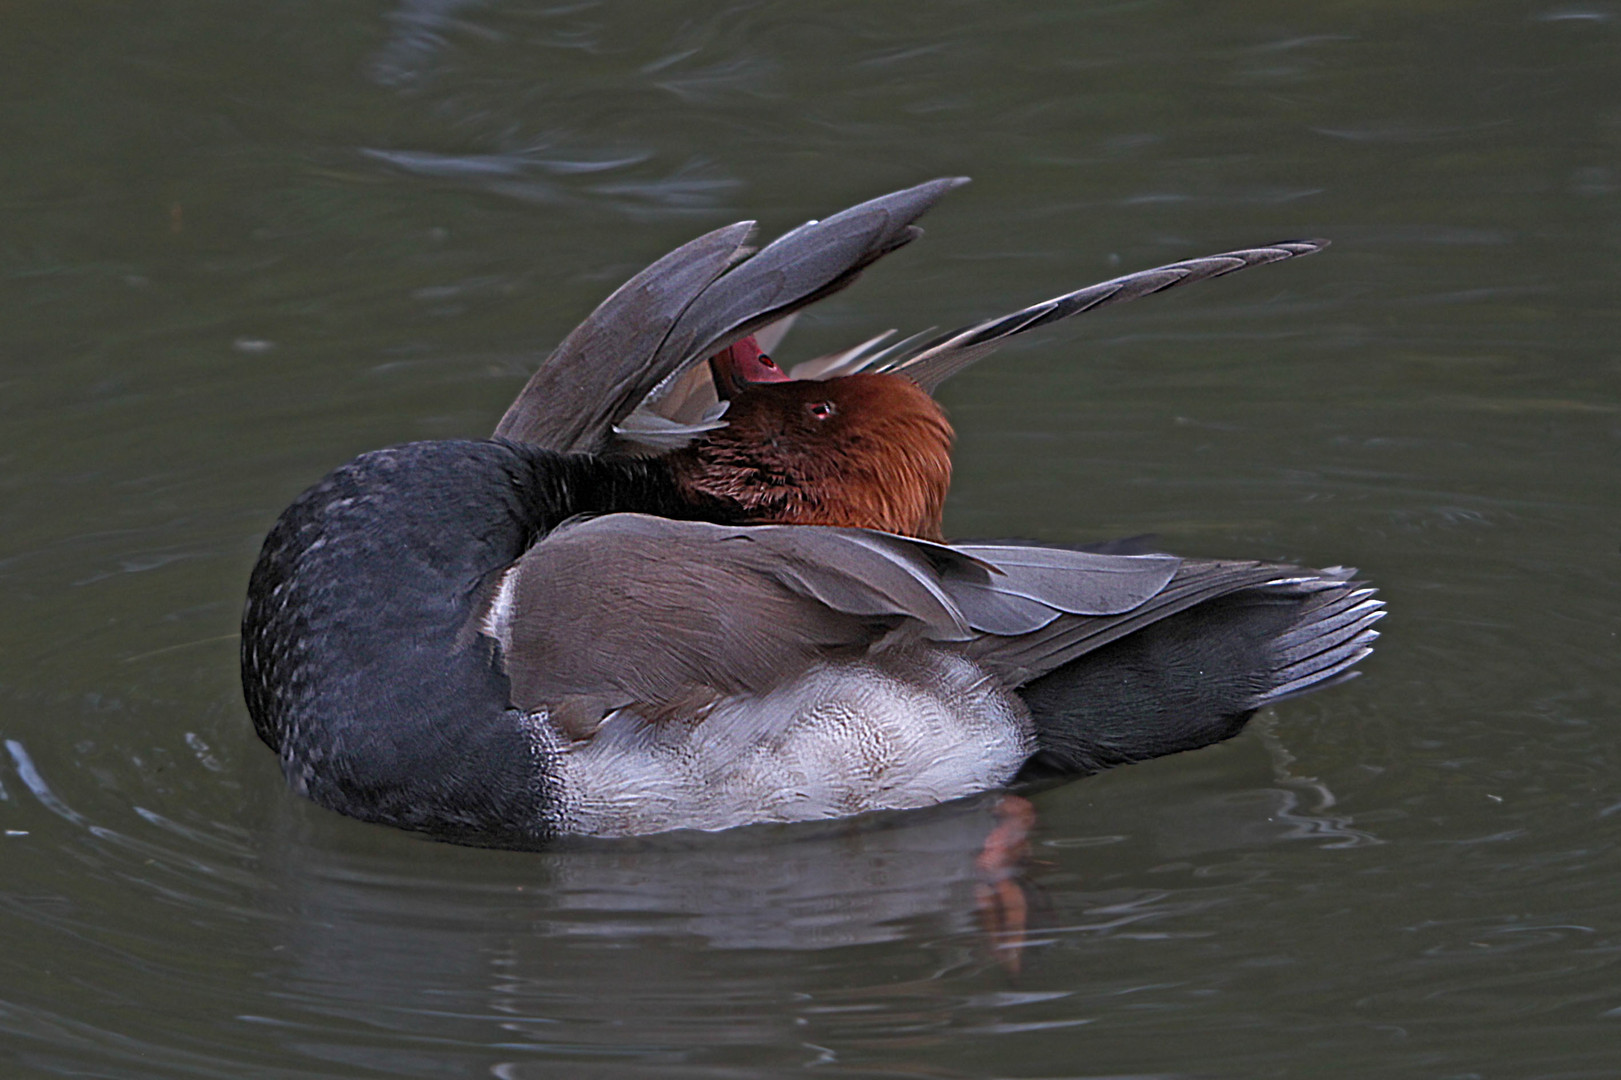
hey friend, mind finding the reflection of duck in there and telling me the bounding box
[241,179,1382,845]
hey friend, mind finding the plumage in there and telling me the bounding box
[242,179,1381,845]
[667,373,956,538]
[496,177,967,454]
[785,241,1328,389]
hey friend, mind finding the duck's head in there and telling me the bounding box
[670,347,953,539]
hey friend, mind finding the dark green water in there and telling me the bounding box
[3,2,1618,1077]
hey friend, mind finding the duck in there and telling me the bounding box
[240,178,1382,846]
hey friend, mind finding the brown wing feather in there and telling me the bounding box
[487,514,1190,726]
[492,514,968,717]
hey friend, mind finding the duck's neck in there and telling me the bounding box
[509,443,697,534]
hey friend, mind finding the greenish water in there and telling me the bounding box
[2,2,1618,1077]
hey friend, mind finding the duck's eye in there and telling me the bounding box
[808,401,836,420]
[758,354,778,370]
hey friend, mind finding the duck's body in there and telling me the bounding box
[242,179,1382,845]
[242,437,1027,841]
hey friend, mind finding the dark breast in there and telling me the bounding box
[240,439,682,846]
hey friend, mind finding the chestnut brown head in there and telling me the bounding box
[669,373,954,540]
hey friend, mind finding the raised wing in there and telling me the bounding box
[493,222,753,453]
[790,241,1328,389]
[496,178,968,454]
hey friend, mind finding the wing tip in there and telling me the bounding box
[1272,238,1331,256]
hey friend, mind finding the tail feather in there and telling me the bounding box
[1260,585,1384,705]
[1013,566,1383,780]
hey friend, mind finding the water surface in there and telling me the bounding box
[3,3,1618,1077]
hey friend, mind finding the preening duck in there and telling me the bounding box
[241,178,1382,846]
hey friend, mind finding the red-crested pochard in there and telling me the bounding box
[241,179,1381,845]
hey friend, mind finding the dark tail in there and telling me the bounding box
[1014,568,1382,780]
